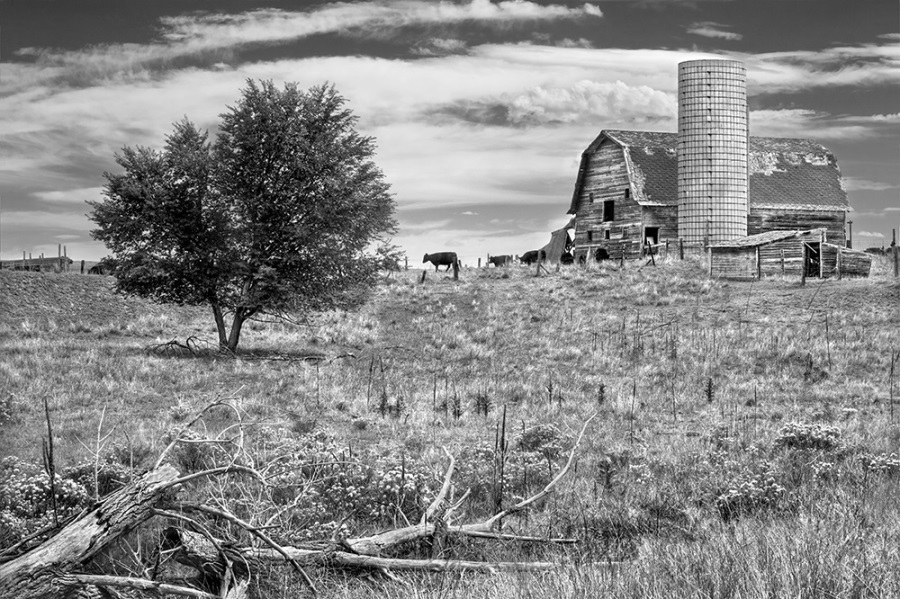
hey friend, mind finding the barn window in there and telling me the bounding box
[587,231,593,242]
[604,230,610,240]
[624,189,630,199]
[603,200,615,222]
[589,192,594,204]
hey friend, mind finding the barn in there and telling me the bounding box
[538,217,576,264]
[568,130,850,262]
[707,229,871,280]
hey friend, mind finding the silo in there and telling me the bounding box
[677,59,748,244]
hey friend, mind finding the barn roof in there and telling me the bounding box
[568,130,850,213]
[708,228,825,249]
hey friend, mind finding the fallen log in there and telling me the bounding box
[0,465,179,599]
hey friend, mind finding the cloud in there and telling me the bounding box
[461,211,479,215]
[842,178,898,192]
[686,22,743,41]
[856,231,886,239]
[748,109,900,140]
[741,41,900,93]
[432,79,676,126]
[4,1,603,95]
[411,38,469,56]
[32,187,105,204]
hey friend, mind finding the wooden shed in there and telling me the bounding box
[709,229,871,279]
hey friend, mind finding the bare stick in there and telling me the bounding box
[171,502,318,597]
[479,412,597,529]
[66,574,219,599]
[421,447,455,525]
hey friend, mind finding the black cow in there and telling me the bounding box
[423,252,458,271]
[518,250,546,265]
[594,248,610,261]
[560,252,575,265]
[488,255,512,267]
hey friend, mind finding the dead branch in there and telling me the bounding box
[65,574,221,599]
[0,465,179,599]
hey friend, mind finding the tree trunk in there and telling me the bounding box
[0,465,179,599]
[210,302,228,350]
[226,309,245,352]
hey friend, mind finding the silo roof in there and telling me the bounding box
[569,130,850,213]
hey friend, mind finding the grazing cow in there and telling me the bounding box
[517,250,546,265]
[488,255,512,267]
[594,248,610,261]
[423,252,458,271]
[560,252,575,265]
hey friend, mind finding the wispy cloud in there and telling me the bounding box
[4,1,603,95]
[432,79,675,126]
[749,109,900,140]
[686,22,743,41]
[856,231,886,239]
[842,177,898,192]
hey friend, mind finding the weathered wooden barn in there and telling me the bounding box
[707,229,871,279]
[568,130,850,262]
[538,217,575,264]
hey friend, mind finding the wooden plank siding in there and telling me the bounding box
[573,140,644,260]
[710,247,757,279]
[759,239,804,276]
[749,209,845,246]
[820,243,872,278]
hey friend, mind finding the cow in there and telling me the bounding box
[423,252,458,271]
[560,252,575,265]
[517,250,546,266]
[487,255,513,267]
[594,247,610,261]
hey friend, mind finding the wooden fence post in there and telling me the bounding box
[836,249,842,280]
[404,257,408,271]
[478,257,481,268]
[894,229,898,278]
[801,243,807,286]
[679,239,684,260]
[80,260,85,274]
[452,259,459,281]
[665,240,669,260]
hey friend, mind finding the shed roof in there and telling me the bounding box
[568,130,850,214]
[708,228,825,249]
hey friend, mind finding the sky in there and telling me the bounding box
[1,0,898,265]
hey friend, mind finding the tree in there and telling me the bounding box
[89,81,396,351]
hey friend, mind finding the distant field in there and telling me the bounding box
[1,256,898,597]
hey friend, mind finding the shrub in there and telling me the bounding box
[773,422,842,452]
[715,467,786,521]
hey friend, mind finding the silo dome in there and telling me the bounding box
[677,59,748,244]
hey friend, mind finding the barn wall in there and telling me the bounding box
[574,140,643,260]
[749,209,846,246]
[820,243,872,278]
[641,206,678,243]
[759,239,803,276]
[710,247,757,279]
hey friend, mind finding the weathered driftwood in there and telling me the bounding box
[0,465,179,599]
[0,408,598,599]
[166,415,596,582]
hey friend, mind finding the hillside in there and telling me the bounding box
[1,258,898,597]
[0,270,202,328]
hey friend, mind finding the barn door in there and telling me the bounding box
[804,242,821,278]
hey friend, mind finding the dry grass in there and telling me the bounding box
[1,258,898,596]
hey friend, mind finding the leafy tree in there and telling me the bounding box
[90,81,396,351]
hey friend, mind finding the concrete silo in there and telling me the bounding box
[677,59,749,244]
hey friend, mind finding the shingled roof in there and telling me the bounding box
[568,130,850,214]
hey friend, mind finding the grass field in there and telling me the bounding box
[1,255,898,597]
